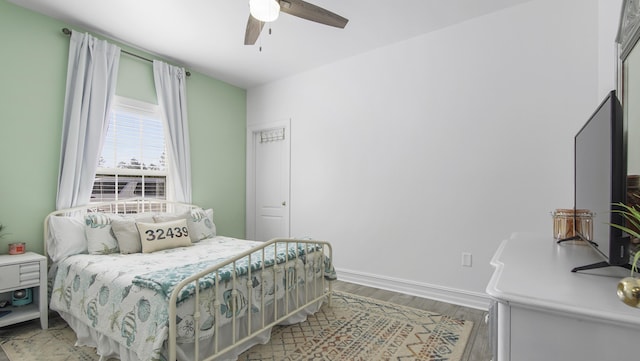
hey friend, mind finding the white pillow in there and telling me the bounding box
[189,207,216,241]
[47,215,86,262]
[153,208,216,241]
[137,219,192,253]
[205,208,217,238]
[85,214,120,254]
[153,211,188,223]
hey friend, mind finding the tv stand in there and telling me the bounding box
[571,260,633,273]
[487,233,640,361]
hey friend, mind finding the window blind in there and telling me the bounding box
[91,97,168,203]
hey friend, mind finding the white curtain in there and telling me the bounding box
[56,31,120,210]
[153,60,192,203]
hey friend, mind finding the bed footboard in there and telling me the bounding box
[167,238,333,361]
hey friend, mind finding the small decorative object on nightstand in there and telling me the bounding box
[0,252,47,329]
[8,242,26,255]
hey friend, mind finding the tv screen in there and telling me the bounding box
[573,90,628,271]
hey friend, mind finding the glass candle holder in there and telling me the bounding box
[552,209,593,241]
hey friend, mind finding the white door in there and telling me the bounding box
[247,121,290,241]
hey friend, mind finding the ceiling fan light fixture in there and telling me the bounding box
[249,0,280,22]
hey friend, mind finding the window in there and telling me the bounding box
[91,96,169,204]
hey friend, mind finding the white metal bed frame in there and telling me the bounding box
[44,198,334,361]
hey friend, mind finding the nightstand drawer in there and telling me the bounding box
[18,262,40,286]
[0,262,40,291]
[20,263,39,274]
[0,264,21,291]
[20,271,40,282]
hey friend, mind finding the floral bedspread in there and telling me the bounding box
[49,236,334,361]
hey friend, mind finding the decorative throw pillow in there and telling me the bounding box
[111,215,154,254]
[137,219,192,253]
[47,215,87,262]
[188,207,216,241]
[85,214,120,255]
[205,208,217,238]
[154,208,216,242]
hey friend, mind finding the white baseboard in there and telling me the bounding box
[335,267,490,311]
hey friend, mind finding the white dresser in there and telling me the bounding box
[486,233,640,361]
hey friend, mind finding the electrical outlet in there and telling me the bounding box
[462,252,472,267]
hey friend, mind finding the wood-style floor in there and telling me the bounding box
[0,280,491,361]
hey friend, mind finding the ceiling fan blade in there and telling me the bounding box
[244,15,265,45]
[279,0,348,29]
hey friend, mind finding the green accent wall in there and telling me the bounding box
[0,0,246,255]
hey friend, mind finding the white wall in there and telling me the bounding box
[599,0,624,98]
[247,0,620,306]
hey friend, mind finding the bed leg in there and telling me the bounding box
[328,281,333,307]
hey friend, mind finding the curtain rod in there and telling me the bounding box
[61,28,191,77]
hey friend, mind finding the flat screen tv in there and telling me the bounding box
[571,90,629,272]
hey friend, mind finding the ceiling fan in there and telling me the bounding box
[244,0,349,45]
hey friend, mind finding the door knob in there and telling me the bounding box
[282,201,287,206]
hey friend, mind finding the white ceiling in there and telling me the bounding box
[9,0,533,89]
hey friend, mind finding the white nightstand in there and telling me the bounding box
[0,252,47,329]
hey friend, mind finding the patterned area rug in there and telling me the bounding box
[238,291,473,361]
[0,291,473,361]
[0,316,113,361]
